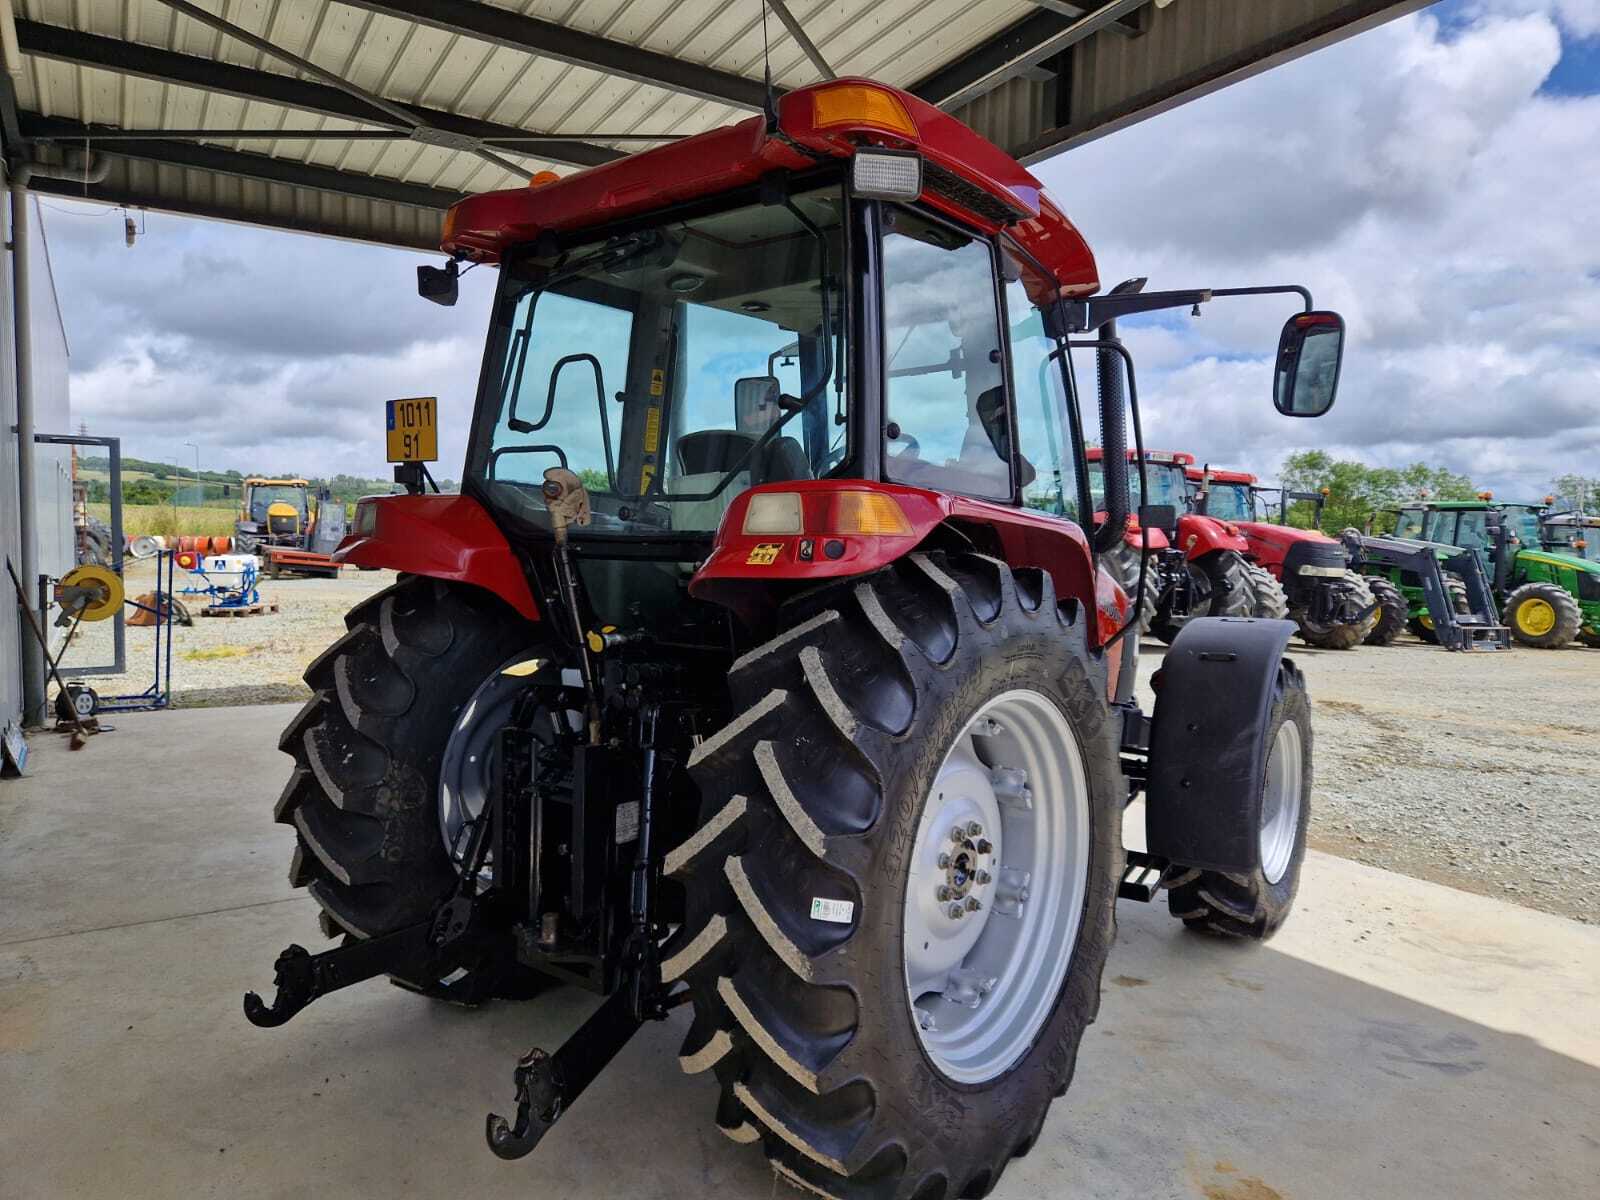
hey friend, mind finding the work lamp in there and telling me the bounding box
[851,150,923,201]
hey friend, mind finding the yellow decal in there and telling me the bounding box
[746,542,784,566]
[643,406,662,452]
[386,396,438,463]
[639,464,656,492]
[649,368,665,397]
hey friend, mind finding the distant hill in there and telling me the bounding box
[77,456,456,506]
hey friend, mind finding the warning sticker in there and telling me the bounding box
[643,406,662,452]
[746,542,784,565]
[810,897,854,925]
[615,801,641,845]
[649,368,665,397]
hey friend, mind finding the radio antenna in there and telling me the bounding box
[760,1,778,131]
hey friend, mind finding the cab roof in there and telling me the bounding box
[1085,448,1194,465]
[1397,498,1545,511]
[246,478,309,487]
[1186,466,1256,485]
[440,79,1098,304]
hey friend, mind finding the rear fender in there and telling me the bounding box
[1144,616,1296,874]
[337,494,540,620]
[1176,513,1249,558]
[690,480,1105,641]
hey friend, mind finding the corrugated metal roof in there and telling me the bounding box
[2,1,1429,249]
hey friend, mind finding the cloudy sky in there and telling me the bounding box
[39,0,1600,496]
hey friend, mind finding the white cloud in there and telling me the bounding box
[1037,7,1600,498]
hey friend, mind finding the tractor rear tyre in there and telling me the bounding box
[1408,573,1469,643]
[1503,582,1582,649]
[275,576,547,1002]
[1245,563,1289,621]
[1362,577,1407,646]
[1294,572,1377,650]
[1165,659,1311,940]
[1151,549,1254,644]
[1103,541,1158,635]
[665,552,1121,1200]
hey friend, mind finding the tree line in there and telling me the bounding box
[1276,451,1596,533]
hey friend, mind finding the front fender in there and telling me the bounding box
[337,494,539,620]
[1144,616,1296,873]
[1176,513,1249,558]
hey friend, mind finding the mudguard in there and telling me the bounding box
[1175,512,1249,559]
[1144,615,1296,873]
[336,494,540,620]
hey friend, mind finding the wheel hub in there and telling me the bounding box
[1518,598,1556,636]
[902,690,1090,1085]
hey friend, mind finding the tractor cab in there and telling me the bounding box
[1543,512,1600,561]
[239,477,310,545]
[267,78,1353,1199]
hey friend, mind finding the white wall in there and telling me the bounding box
[1,190,75,732]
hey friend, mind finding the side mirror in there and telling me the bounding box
[1274,311,1344,417]
[1139,504,1178,536]
[417,261,459,307]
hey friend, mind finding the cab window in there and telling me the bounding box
[1393,508,1426,539]
[1002,250,1077,520]
[881,209,1010,501]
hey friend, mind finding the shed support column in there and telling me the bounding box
[9,180,44,727]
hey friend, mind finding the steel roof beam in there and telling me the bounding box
[913,0,1146,110]
[20,113,465,210]
[13,19,622,169]
[1024,0,1141,30]
[336,0,774,110]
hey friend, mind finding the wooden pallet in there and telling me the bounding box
[200,601,280,618]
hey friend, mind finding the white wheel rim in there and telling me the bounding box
[902,689,1091,1084]
[1258,719,1302,885]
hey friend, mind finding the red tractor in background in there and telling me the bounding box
[242,79,1347,1199]
[1189,466,1388,648]
[1087,448,1273,640]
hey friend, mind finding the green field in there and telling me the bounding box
[87,503,238,539]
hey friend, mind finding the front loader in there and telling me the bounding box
[1341,526,1509,651]
[246,79,1346,1199]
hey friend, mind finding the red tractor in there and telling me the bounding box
[1087,448,1273,639]
[1188,467,1387,648]
[245,80,1345,1198]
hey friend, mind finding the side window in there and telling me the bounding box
[1002,255,1077,520]
[881,210,1009,501]
[1393,508,1425,539]
[1424,510,1456,544]
[1456,510,1488,550]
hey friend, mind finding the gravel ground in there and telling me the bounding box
[1136,634,1600,924]
[51,560,1600,925]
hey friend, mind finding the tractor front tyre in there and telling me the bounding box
[665,552,1122,1200]
[275,576,544,1002]
[1152,550,1254,644]
[1363,577,1407,646]
[235,533,260,555]
[1245,563,1289,621]
[1104,541,1158,635]
[1408,573,1469,643]
[1504,582,1582,648]
[1294,572,1377,650]
[1165,659,1311,940]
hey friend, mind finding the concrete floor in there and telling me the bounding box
[3,705,1597,1200]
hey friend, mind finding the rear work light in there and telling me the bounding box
[743,491,804,535]
[851,150,922,201]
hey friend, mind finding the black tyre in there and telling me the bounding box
[664,552,1122,1200]
[1362,577,1407,646]
[1164,658,1311,940]
[1245,563,1289,621]
[1294,571,1377,650]
[1408,572,1469,643]
[1151,549,1253,644]
[1580,631,1600,649]
[1103,541,1158,635]
[235,532,260,555]
[1503,581,1582,649]
[275,576,545,1000]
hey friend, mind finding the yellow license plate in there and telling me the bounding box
[386,396,438,463]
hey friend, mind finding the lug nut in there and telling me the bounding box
[950,826,966,844]
[965,897,981,912]
[965,821,983,837]
[937,852,951,869]
[975,869,991,885]
[976,839,993,855]
[936,885,952,901]
[948,903,966,920]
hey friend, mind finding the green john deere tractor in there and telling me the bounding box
[1538,511,1600,647]
[1387,498,1600,648]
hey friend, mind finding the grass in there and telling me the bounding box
[87,503,238,539]
[181,645,251,662]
